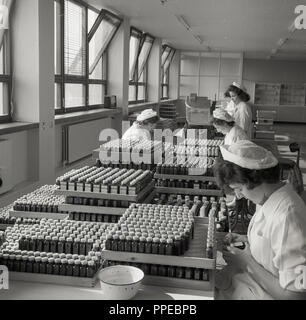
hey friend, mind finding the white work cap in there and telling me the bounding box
[136,109,157,122]
[231,82,248,94]
[220,140,278,170]
[213,108,234,122]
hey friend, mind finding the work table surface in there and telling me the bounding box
[0,280,214,300]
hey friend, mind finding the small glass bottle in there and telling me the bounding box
[43,236,51,253]
[72,238,80,255]
[33,257,41,273]
[65,237,73,254]
[124,236,132,252]
[73,260,81,277]
[138,236,146,253]
[20,256,28,272]
[79,260,88,277]
[111,235,119,251]
[87,261,95,278]
[26,256,35,273]
[50,236,58,253]
[46,258,54,274]
[159,238,166,255]
[85,239,93,255]
[59,259,68,276]
[194,268,201,280]
[40,257,48,274]
[175,266,184,278]
[167,265,175,277]
[151,238,160,255]
[131,236,139,253]
[66,259,74,276]
[117,235,125,252]
[13,255,22,272]
[150,264,158,276]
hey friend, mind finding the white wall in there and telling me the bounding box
[243,59,306,83]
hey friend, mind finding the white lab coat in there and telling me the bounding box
[224,125,249,146]
[122,122,151,141]
[219,183,306,300]
[225,100,235,117]
[233,101,253,139]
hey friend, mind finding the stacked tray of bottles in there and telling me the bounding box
[151,193,229,231]
[9,185,68,220]
[102,204,217,291]
[0,219,113,287]
[55,166,155,201]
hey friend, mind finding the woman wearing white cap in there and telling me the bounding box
[227,82,253,139]
[214,140,306,300]
[122,108,158,141]
[212,108,249,145]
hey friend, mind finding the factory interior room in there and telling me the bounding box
[0,0,306,301]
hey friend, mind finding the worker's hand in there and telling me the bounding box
[223,233,247,246]
[222,243,252,271]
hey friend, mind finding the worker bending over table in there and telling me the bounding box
[214,140,306,300]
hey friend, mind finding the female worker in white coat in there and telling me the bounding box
[226,82,253,139]
[214,140,306,300]
[212,108,249,145]
[122,109,158,141]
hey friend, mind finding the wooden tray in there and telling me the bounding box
[9,210,68,220]
[155,187,222,197]
[102,222,216,270]
[154,174,216,182]
[55,182,155,202]
[9,271,98,287]
[58,204,126,215]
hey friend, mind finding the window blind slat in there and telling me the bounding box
[64,0,86,76]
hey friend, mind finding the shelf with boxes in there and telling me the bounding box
[0,219,109,287]
[253,82,306,123]
[101,203,217,291]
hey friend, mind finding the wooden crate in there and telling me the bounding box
[54,181,155,202]
[9,210,68,220]
[155,187,222,197]
[102,221,216,291]
[9,271,99,288]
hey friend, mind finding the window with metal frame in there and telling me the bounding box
[54,0,121,114]
[161,45,176,100]
[129,27,155,104]
[0,0,13,123]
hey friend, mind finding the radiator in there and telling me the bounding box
[62,118,111,165]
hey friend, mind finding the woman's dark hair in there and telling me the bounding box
[212,118,235,128]
[224,90,231,98]
[227,85,250,102]
[213,157,280,192]
[136,116,159,126]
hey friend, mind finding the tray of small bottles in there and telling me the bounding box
[0,220,110,287]
[155,186,222,197]
[101,204,217,291]
[55,165,155,202]
[9,185,68,220]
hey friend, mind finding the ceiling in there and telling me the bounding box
[86,0,306,60]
